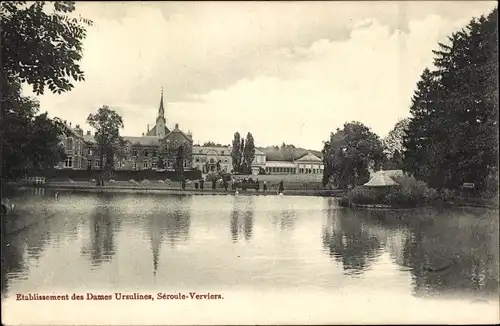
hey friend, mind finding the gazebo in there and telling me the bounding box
[363,172,399,187]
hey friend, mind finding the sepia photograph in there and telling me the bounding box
[1,1,499,325]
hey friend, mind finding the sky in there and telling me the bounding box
[23,1,497,150]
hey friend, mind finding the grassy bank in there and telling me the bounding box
[338,175,499,209]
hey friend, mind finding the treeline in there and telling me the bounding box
[323,7,498,193]
[258,144,322,161]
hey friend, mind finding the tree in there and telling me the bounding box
[1,81,66,180]
[231,132,242,172]
[1,2,91,180]
[240,138,246,173]
[175,145,185,179]
[1,1,92,98]
[87,106,124,174]
[382,118,410,170]
[403,8,498,190]
[243,132,256,174]
[322,122,384,189]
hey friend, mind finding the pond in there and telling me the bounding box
[2,190,499,324]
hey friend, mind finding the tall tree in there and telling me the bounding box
[175,144,185,179]
[231,132,241,172]
[1,2,91,180]
[243,132,256,174]
[322,121,384,189]
[240,138,246,173]
[403,8,498,190]
[87,106,124,174]
[382,118,410,170]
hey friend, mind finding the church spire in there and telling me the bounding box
[158,87,165,119]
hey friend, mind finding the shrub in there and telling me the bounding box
[344,174,438,208]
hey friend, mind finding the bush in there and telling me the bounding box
[344,174,438,208]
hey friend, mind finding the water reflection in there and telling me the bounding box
[230,197,254,242]
[1,236,25,296]
[322,207,383,275]
[347,207,499,299]
[80,195,121,267]
[143,196,192,275]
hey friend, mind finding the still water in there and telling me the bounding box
[2,190,499,324]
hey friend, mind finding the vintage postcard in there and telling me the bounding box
[1,1,499,325]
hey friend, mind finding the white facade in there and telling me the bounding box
[192,146,232,173]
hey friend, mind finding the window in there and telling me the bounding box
[66,137,73,149]
[221,151,225,155]
[183,160,187,168]
[64,156,73,168]
[152,150,157,157]
[196,158,200,162]
[87,160,92,169]
[152,161,158,169]
[144,150,149,157]
[144,161,148,169]
[87,149,92,155]
[95,159,100,168]
[132,162,137,170]
[132,149,137,157]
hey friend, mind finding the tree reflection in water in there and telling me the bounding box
[347,206,499,299]
[81,194,121,267]
[322,205,383,275]
[144,195,192,276]
[230,196,254,242]
[1,236,26,297]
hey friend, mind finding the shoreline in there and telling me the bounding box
[11,183,346,197]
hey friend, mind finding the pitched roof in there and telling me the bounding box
[124,136,160,146]
[364,172,399,187]
[164,124,192,141]
[146,124,170,136]
[296,152,322,162]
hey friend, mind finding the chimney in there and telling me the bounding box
[86,130,91,136]
[69,122,72,127]
[64,120,67,124]
[142,132,145,136]
[175,123,179,129]
[147,124,149,132]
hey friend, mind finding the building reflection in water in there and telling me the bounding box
[321,198,383,275]
[271,209,297,232]
[230,196,254,242]
[144,195,192,276]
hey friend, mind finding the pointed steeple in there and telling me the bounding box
[158,87,165,119]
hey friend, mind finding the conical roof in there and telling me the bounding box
[364,172,398,187]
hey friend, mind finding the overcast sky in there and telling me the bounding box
[24,1,497,149]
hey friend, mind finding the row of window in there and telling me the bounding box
[64,156,190,169]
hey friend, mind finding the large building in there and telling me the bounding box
[264,152,324,175]
[57,91,193,171]
[192,146,266,174]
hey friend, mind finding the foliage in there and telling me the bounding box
[1,1,93,96]
[231,132,242,172]
[243,132,255,174]
[382,118,410,170]
[205,171,231,182]
[87,106,124,172]
[175,144,185,177]
[202,141,226,147]
[403,8,498,191]
[1,2,91,180]
[342,175,439,208]
[322,121,385,189]
[1,77,66,180]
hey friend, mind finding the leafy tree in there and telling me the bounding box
[203,141,224,147]
[403,8,498,190]
[1,80,66,180]
[382,118,410,170]
[231,132,242,172]
[322,121,384,189]
[1,2,91,180]
[243,132,255,174]
[87,106,124,174]
[1,1,92,97]
[240,138,245,173]
[175,145,185,179]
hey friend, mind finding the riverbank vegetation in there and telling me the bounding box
[326,7,498,207]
